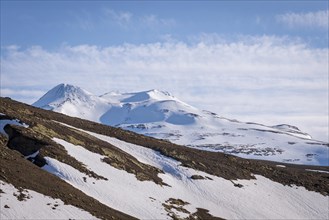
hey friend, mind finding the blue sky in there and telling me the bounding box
[1,1,328,48]
[1,1,328,141]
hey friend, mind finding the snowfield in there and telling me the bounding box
[0,181,98,220]
[33,84,329,166]
[40,125,328,219]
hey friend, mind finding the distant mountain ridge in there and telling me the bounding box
[33,83,329,166]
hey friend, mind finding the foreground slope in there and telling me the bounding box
[33,83,329,165]
[0,129,134,219]
[1,97,329,219]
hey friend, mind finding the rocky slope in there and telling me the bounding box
[0,97,329,219]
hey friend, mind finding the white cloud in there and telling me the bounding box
[1,36,328,141]
[276,10,329,29]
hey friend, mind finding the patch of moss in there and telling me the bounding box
[67,135,84,146]
[32,124,58,139]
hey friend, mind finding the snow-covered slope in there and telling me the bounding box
[33,84,329,166]
[44,127,329,219]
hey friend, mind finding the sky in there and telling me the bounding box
[0,0,328,141]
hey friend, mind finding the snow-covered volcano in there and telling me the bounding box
[33,84,329,165]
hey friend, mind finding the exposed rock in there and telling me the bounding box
[191,175,205,180]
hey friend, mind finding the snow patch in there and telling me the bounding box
[24,150,39,159]
[305,169,329,174]
[0,181,98,220]
[276,165,286,168]
[0,119,29,137]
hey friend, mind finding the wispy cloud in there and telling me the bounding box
[1,35,328,141]
[75,11,94,31]
[255,16,261,25]
[103,8,133,27]
[64,10,95,31]
[276,10,329,29]
[140,14,176,28]
[101,8,175,30]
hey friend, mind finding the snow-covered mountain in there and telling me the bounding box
[33,83,329,166]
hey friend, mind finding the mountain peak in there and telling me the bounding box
[55,83,85,94]
[121,89,174,103]
[100,89,175,103]
[33,83,93,110]
[147,89,172,97]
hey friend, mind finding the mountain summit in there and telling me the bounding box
[33,83,96,110]
[33,84,109,122]
[33,83,329,166]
